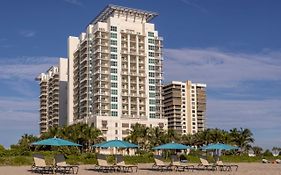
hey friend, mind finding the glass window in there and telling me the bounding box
[112,111,118,116]
[111,75,117,81]
[149,59,155,63]
[149,113,156,118]
[110,33,117,38]
[149,106,156,111]
[149,86,155,91]
[149,65,155,70]
[149,99,156,104]
[148,45,155,50]
[148,38,155,44]
[111,82,118,88]
[110,61,117,67]
[149,79,155,84]
[111,68,117,73]
[110,40,117,46]
[110,26,117,32]
[110,47,117,53]
[148,32,154,37]
[149,72,155,77]
[148,52,154,57]
[111,89,118,95]
[110,54,117,59]
[111,97,118,102]
[149,92,155,97]
[111,104,118,109]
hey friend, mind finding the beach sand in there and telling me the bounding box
[0,163,280,175]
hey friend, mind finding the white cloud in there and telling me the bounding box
[207,98,281,130]
[0,56,58,80]
[164,48,281,88]
[19,30,36,38]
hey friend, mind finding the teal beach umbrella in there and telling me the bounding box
[200,143,238,150]
[152,142,191,150]
[92,140,139,148]
[31,137,82,147]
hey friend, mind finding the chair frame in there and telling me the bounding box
[152,155,172,171]
[32,154,54,174]
[54,154,79,174]
[115,155,138,172]
[197,158,216,171]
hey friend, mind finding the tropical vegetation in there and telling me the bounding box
[0,123,280,166]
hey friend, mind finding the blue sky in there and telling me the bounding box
[0,0,281,149]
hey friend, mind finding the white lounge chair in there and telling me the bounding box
[54,154,79,174]
[170,155,194,171]
[116,155,138,172]
[197,158,216,171]
[152,155,172,171]
[32,154,54,174]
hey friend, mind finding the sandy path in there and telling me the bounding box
[0,163,281,175]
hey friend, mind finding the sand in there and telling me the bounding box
[0,163,281,175]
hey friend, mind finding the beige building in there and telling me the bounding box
[36,58,68,134]
[67,5,167,140]
[163,81,206,135]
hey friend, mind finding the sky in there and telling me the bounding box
[0,0,281,149]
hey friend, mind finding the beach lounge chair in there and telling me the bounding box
[96,154,116,172]
[54,154,79,174]
[197,158,216,171]
[32,154,54,174]
[276,159,280,164]
[216,160,238,171]
[262,158,269,163]
[115,155,138,172]
[170,155,194,171]
[152,155,172,171]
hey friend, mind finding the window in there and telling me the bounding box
[110,40,117,46]
[111,89,118,95]
[149,92,155,97]
[111,111,117,116]
[111,68,117,73]
[149,59,155,64]
[110,54,117,60]
[110,33,117,38]
[149,65,155,70]
[110,26,117,32]
[111,97,118,102]
[110,61,117,67]
[149,106,156,111]
[148,52,154,57]
[148,32,154,37]
[149,72,155,77]
[149,86,155,91]
[111,104,118,109]
[149,99,156,105]
[148,45,155,50]
[148,38,154,44]
[111,75,117,81]
[111,82,118,88]
[110,47,117,53]
[149,113,156,118]
[149,79,155,84]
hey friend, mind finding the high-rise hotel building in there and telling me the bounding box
[163,81,206,135]
[36,58,68,134]
[67,5,167,140]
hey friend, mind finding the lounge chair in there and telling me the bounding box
[262,158,269,163]
[152,155,172,171]
[32,154,54,174]
[170,155,194,171]
[96,154,117,172]
[197,158,216,171]
[216,160,238,171]
[115,155,138,172]
[54,154,79,174]
[276,159,281,164]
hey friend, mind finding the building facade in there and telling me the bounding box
[36,58,68,134]
[67,5,167,140]
[163,81,206,135]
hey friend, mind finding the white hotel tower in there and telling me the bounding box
[67,5,167,140]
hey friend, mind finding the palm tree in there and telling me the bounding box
[252,146,263,156]
[230,128,254,153]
